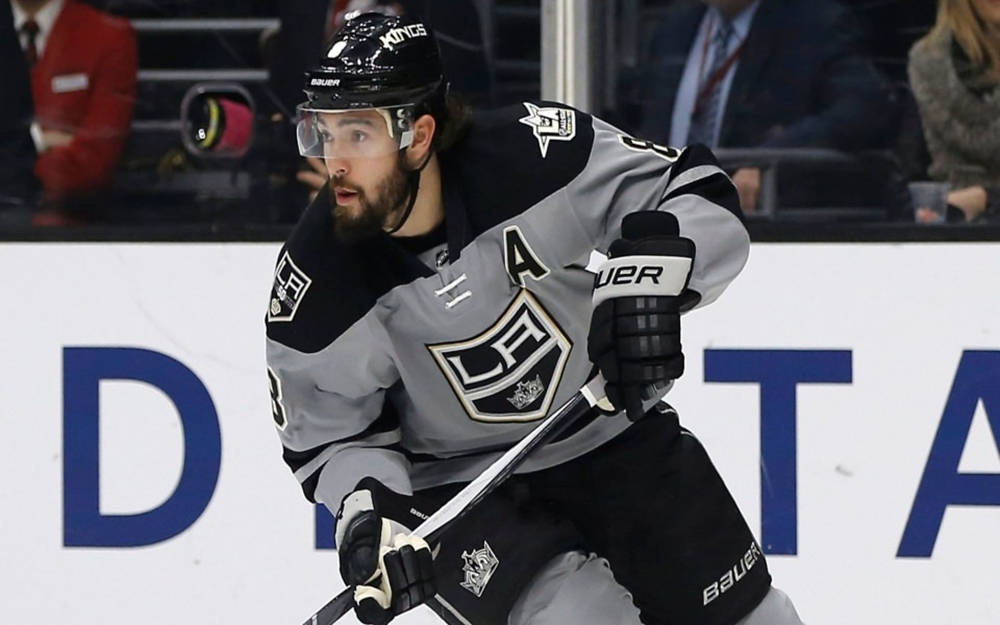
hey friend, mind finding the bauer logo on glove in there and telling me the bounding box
[587,211,695,421]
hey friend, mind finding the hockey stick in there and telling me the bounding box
[298,374,610,625]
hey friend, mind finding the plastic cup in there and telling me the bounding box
[909,182,949,224]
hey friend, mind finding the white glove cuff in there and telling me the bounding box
[592,255,692,308]
[335,489,375,548]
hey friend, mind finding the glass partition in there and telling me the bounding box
[4,0,998,234]
[2,0,541,230]
[582,0,1000,226]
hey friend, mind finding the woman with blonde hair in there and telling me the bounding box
[908,0,1000,222]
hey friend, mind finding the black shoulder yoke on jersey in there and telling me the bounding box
[437,100,595,259]
[266,100,596,354]
[265,184,434,353]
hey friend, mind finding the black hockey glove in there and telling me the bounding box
[335,477,436,625]
[587,211,695,421]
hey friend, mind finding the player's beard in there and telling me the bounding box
[330,155,411,243]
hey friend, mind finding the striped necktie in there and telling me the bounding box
[686,19,735,147]
[22,19,40,67]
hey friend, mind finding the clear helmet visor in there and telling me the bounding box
[295,103,416,160]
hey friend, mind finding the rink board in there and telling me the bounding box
[1,242,998,625]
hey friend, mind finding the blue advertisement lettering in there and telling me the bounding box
[705,349,852,555]
[63,347,221,547]
[898,350,1000,558]
[316,506,335,550]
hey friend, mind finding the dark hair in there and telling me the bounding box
[432,92,471,153]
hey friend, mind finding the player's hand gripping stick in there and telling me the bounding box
[296,374,610,625]
[336,478,436,625]
[587,210,694,420]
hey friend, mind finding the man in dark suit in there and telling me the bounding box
[637,0,895,213]
[0,0,39,213]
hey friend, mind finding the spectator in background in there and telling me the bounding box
[10,0,137,225]
[637,0,895,213]
[908,0,1000,223]
[0,0,39,215]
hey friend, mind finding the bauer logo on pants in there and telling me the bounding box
[460,541,500,598]
[268,252,312,323]
[702,542,762,606]
[428,290,570,423]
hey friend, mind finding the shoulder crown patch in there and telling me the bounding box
[268,251,312,323]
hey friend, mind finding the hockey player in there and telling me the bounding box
[266,12,804,625]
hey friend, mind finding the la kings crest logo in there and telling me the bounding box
[518,102,576,158]
[268,251,312,323]
[428,290,571,423]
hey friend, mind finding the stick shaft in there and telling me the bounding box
[418,376,603,542]
[297,375,605,625]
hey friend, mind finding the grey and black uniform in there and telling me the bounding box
[266,93,806,625]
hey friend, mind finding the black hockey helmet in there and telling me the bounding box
[296,12,447,159]
[302,12,445,111]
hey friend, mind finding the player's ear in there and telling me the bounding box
[405,113,436,166]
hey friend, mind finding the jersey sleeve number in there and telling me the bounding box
[267,367,288,430]
[618,135,680,161]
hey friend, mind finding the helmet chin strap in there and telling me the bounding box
[384,149,433,235]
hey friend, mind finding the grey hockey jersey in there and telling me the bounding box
[265,101,749,514]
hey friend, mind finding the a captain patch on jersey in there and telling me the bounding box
[428,290,571,423]
[268,251,313,323]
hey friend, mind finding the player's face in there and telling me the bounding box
[971,0,1000,26]
[317,111,411,241]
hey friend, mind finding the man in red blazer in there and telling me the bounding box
[11,0,137,223]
